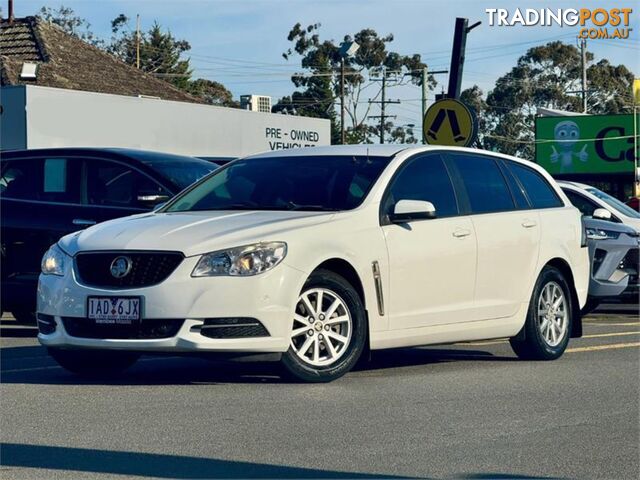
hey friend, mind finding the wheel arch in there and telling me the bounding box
[544,257,583,338]
[311,258,371,357]
[312,258,366,307]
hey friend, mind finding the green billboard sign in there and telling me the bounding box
[535,113,639,175]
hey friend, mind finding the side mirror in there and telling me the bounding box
[137,193,171,209]
[389,199,436,223]
[592,208,612,221]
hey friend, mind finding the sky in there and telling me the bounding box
[12,0,640,128]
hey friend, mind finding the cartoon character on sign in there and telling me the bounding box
[550,121,588,173]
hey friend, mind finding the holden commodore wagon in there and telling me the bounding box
[37,145,590,382]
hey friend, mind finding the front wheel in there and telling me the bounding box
[48,348,140,377]
[510,266,572,360]
[281,269,367,383]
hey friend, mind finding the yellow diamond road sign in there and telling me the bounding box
[423,98,477,147]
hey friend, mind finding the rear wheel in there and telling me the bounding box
[48,348,139,377]
[510,266,572,360]
[281,269,366,383]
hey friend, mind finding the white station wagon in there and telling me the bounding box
[38,146,590,382]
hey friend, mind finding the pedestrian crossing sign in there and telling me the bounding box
[423,98,477,147]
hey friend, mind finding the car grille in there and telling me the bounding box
[75,251,183,288]
[197,318,270,339]
[61,317,184,339]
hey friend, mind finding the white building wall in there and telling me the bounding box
[0,86,330,157]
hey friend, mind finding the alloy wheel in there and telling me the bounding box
[290,288,352,367]
[537,281,568,347]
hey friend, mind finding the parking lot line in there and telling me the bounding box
[566,342,640,353]
[582,331,639,339]
[585,322,640,327]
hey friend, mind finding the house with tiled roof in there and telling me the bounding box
[0,16,201,102]
[0,16,330,156]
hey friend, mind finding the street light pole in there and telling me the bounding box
[338,40,359,145]
[580,37,588,113]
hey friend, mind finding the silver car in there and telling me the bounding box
[582,216,639,313]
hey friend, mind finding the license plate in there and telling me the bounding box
[87,297,141,324]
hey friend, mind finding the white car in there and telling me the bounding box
[38,146,589,382]
[558,181,640,232]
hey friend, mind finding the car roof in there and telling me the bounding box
[244,144,413,159]
[557,180,592,190]
[0,147,213,166]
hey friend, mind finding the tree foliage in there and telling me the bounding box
[188,79,238,107]
[37,5,236,105]
[464,41,635,158]
[274,23,434,143]
[108,17,192,90]
[39,5,103,46]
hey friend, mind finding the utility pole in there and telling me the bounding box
[380,72,387,144]
[421,67,428,144]
[136,14,141,69]
[580,37,588,113]
[368,67,400,144]
[340,58,346,144]
[447,18,481,99]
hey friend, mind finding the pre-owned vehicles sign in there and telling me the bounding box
[535,114,639,175]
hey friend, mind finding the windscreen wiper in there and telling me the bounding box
[284,202,338,211]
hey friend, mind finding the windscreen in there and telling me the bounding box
[148,160,218,190]
[586,187,640,219]
[164,155,390,212]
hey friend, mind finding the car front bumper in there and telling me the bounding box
[588,238,639,299]
[37,255,306,353]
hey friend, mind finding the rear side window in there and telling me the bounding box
[0,158,80,203]
[508,162,563,209]
[384,154,458,217]
[450,154,514,214]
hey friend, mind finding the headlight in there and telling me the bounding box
[192,242,287,277]
[41,244,68,276]
[585,228,620,241]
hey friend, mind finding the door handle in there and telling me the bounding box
[452,228,471,238]
[73,218,96,226]
[521,219,537,228]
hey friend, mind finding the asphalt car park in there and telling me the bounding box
[1,306,638,479]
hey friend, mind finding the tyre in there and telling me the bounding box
[510,266,573,360]
[281,269,367,383]
[48,348,139,377]
[12,310,36,325]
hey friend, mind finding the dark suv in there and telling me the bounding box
[1,148,217,322]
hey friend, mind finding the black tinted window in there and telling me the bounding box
[509,162,563,209]
[385,154,458,217]
[144,160,217,189]
[451,154,514,214]
[86,160,170,209]
[0,158,80,203]
[165,155,390,212]
[564,190,597,217]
